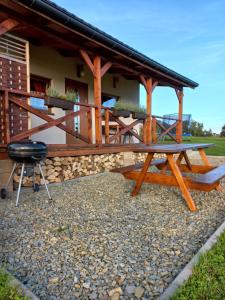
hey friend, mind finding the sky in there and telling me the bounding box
[54,0,225,133]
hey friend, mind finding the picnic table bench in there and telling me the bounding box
[112,143,225,211]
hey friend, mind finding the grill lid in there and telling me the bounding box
[7,140,47,152]
[7,140,47,163]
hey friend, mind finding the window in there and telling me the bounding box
[102,93,119,108]
[30,75,50,110]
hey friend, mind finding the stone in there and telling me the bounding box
[108,287,123,297]
[83,282,91,289]
[125,285,135,295]
[49,277,59,284]
[134,287,145,298]
[110,292,120,300]
[115,275,126,285]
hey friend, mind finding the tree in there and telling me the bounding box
[203,128,213,137]
[190,120,204,136]
[220,125,225,137]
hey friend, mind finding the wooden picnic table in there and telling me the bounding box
[112,143,225,211]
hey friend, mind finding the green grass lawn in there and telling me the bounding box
[172,231,225,300]
[183,136,225,156]
[0,269,30,300]
[163,136,225,156]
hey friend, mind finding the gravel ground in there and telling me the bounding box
[1,163,225,300]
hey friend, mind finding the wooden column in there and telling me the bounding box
[94,56,102,144]
[140,76,158,145]
[3,90,10,144]
[175,88,183,143]
[80,50,112,145]
[146,78,152,144]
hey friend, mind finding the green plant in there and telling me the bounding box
[114,101,133,111]
[114,102,146,113]
[46,87,60,98]
[0,268,30,299]
[131,105,146,113]
[65,89,78,102]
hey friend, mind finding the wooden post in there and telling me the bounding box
[3,90,10,144]
[175,89,183,143]
[139,76,156,145]
[94,56,102,145]
[146,78,152,145]
[105,109,110,144]
[80,50,112,145]
[87,108,92,143]
[152,116,157,143]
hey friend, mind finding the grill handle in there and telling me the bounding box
[31,155,44,161]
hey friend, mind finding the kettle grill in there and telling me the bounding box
[0,140,52,206]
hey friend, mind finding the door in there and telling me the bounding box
[65,78,88,144]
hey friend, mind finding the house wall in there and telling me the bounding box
[29,45,140,143]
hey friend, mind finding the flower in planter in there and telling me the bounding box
[130,105,147,120]
[112,101,131,118]
[46,87,61,98]
[65,89,79,103]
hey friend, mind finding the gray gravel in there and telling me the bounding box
[0,169,225,300]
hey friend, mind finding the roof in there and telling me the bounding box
[12,0,198,88]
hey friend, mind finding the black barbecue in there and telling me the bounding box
[0,140,52,206]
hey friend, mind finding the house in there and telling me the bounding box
[0,0,198,185]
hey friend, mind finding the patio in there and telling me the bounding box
[0,165,224,299]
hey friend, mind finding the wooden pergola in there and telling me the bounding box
[0,0,198,158]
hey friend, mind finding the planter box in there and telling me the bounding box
[132,111,147,120]
[112,109,130,118]
[45,96,74,111]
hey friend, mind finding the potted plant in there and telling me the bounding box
[111,101,131,118]
[131,105,147,120]
[45,88,78,110]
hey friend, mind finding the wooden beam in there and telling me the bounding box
[140,76,158,93]
[0,18,19,36]
[152,80,158,92]
[94,56,102,144]
[80,49,95,76]
[140,75,148,93]
[146,78,152,144]
[101,61,112,77]
[175,88,183,143]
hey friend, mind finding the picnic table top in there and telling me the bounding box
[134,143,214,153]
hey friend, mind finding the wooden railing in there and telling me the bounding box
[102,108,145,144]
[0,89,145,146]
[0,89,93,145]
[0,88,181,147]
[152,115,180,143]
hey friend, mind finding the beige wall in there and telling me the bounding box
[29,45,140,143]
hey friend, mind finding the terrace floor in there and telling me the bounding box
[0,161,225,299]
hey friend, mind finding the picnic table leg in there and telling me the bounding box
[167,154,197,211]
[176,151,192,170]
[198,148,222,191]
[131,153,154,196]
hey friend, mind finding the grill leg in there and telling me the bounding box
[33,165,36,191]
[38,163,52,200]
[5,162,17,190]
[16,163,25,207]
